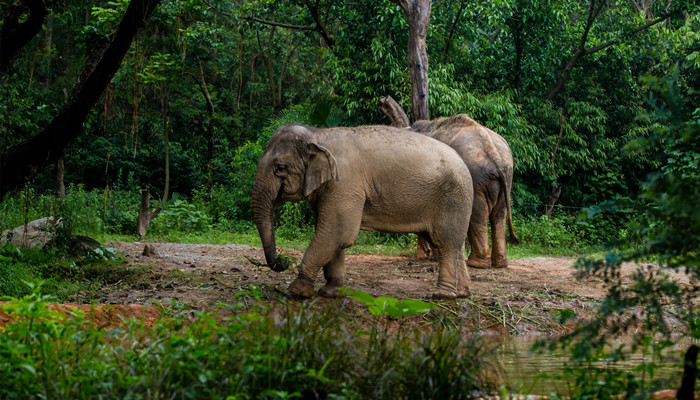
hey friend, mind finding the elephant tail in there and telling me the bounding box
[505,183,519,245]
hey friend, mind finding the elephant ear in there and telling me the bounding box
[304,143,339,196]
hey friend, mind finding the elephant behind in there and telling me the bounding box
[412,114,518,269]
[252,124,474,299]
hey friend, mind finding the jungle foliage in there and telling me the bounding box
[1,0,699,398]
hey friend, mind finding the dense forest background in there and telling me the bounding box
[1,0,698,244]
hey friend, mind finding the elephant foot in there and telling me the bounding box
[456,288,471,298]
[318,285,345,298]
[432,288,457,300]
[491,258,508,269]
[287,278,315,298]
[467,255,491,269]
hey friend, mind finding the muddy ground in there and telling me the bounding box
[1,241,689,333]
[44,241,679,334]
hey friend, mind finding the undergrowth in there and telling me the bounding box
[0,244,147,302]
[0,287,501,400]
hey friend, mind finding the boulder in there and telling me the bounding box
[0,217,61,249]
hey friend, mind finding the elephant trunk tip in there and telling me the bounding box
[269,255,291,272]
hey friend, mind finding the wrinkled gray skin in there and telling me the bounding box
[412,114,518,269]
[252,124,474,299]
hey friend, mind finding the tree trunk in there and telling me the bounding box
[0,0,161,199]
[677,345,699,400]
[55,155,65,198]
[379,95,410,128]
[443,0,466,58]
[193,57,216,190]
[544,185,562,217]
[545,110,566,217]
[0,0,48,73]
[136,186,162,238]
[258,27,280,111]
[511,3,523,96]
[161,81,170,204]
[130,38,140,158]
[391,0,431,122]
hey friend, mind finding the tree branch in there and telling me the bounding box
[0,0,161,199]
[244,15,316,31]
[583,13,671,55]
[379,95,410,128]
[545,1,671,102]
[0,0,48,73]
[302,0,335,47]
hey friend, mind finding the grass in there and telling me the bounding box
[100,226,601,260]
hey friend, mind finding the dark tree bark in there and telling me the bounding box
[190,57,216,190]
[55,155,65,199]
[391,0,431,122]
[244,0,335,48]
[136,186,162,238]
[0,0,161,199]
[160,81,170,204]
[301,0,335,47]
[545,110,566,216]
[257,27,281,111]
[511,3,524,96]
[442,0,466,58]
[0,0,48,73]
[677,345,698,400]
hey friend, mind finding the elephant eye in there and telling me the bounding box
[275,165,287,174]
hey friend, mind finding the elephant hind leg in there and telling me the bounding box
[428,228,469,300]
[467,221,491,269]
[489,194,508,269]
[467,190,492,269]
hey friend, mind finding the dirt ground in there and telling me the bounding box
[1,241,691,333]
[98,242,691,332]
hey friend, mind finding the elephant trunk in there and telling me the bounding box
[252,175,290,272]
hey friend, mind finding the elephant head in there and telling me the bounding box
[251,125,339,272]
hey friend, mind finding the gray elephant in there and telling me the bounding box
[252,124,474,299]
[411,114,518,269]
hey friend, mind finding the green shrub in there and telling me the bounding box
[0,291,500,399]
[0,245,34,298]
[192,184,241,227]
[516,214,579,251]
[150,198,211,235]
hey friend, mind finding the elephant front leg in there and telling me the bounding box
[288,208,361,298]
[318,249,347,298]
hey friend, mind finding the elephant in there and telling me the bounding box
[252,123,474,299]
[411,114,519,269]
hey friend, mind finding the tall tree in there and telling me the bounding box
[0,0,161,199]
[390,0,431,121]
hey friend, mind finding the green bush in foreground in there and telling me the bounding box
[0,288,500,400]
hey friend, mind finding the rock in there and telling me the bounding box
[68,235,102,257]
[142,244,159,258]
[0,217,61,249]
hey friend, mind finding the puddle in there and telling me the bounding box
[488,335,694,396]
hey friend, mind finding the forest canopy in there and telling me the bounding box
[0,0,698,233]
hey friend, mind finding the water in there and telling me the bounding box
[489,335,694,397]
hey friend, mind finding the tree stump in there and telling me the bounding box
[136,186,161,239]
